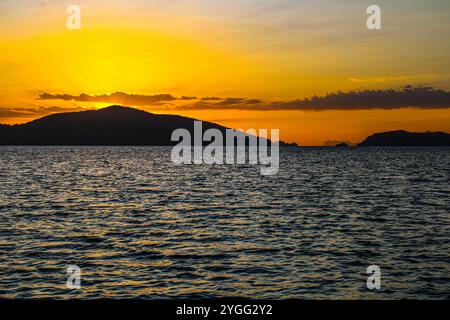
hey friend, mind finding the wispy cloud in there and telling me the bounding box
[349,76,412,84]
[38,92,176,106]
[0,106,86,119]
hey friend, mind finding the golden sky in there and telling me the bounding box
[1,0,449,145]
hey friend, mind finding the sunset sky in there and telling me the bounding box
[1,0,449,145]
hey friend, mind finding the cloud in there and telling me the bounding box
[201,97,223,101]
[3,85,449,123]
[38,92,176,106]
[216,98,263,106]
[349,76,412,84]
[34,86,450,112]
[178,98,264,111]
[180,96,197,100]
[176,86,450,111]
[273,86,450,111]
[0,106,86,119]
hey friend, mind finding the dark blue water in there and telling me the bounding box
[0,146,449,299]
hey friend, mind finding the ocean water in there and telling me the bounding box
[0,146,449,299]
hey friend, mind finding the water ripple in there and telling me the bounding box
[0,146,449,299]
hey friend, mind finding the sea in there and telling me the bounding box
[0,146,449,299]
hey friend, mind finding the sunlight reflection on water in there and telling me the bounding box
[0,146,449,299]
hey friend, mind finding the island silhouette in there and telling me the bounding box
[0,106,448,146]
[358,130,450,146]
[0,105,290,146]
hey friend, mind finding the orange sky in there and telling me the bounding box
[1,0,449,145]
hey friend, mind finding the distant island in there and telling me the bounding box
[0,105,294,146]
[323,140,355,147]
[358,130,450,146]
[334,142,350,147]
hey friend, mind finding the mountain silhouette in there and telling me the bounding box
[358,130,450,146]
[0,105,288,146]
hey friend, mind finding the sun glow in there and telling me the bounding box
[1,0,449,145]
[0,26,259,100]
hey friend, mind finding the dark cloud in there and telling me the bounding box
[214,98,262,106]
[217,98,246,105]
[3,86,449,123]
[177,86,450,111]
[35,86,450,112]
[38,92,176,106]
[177,100,252,111]
[180,96,197,100]
[266,86,450,111]
[242,99,264,105]
[217,98,263,106]
[201,97,222,101]
[178,97,264,110]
